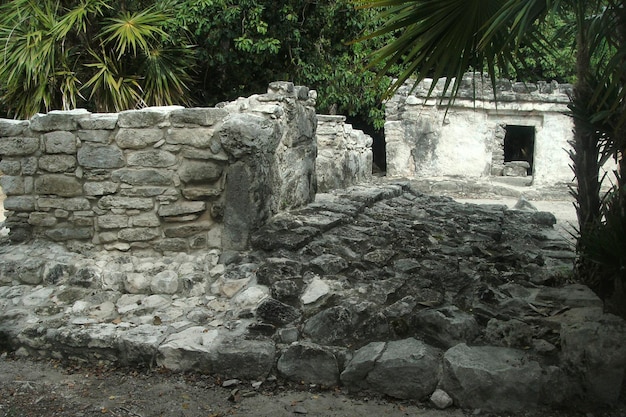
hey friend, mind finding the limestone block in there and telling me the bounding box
[150,270,179,294]
[157,327,220,371]
[38,155,77,172]
[98,196,153,210]
[0,119,28,136]
[44,227,93,241]
[77,114,118,130]
[115,128,163,149]
[412,306,481,348]
[0,137,39,156]
[21,157,38,175]
[277,342,340,387]
[111,168,173,186]
[126,150,176,167]
[84,181,118,196]
[170,108,228,126]
[155,238,188,252]
[157,201,206,217]
[77,130,112,143]
[77,143,125,168]
[181,186,222,200]
[441,343,543,412]
[218,113,279,157]
[118,324,169,365]
[303,306,352,345]
[1,175,24,195]
[181,148,227,161]
[164,222,213,238]
[210,338,276,379]
[123,273,151,294]
[177,159,223,184]
[29,109,89,131]
[131,212,160,227]
[3,196,36,211]
[43,131,76,154]
[118,106,181,128]
[119,186,170,198]
[97,214,130,229]
[118,227,160,242]
[38,197,90,211]
[34,175,83,197]
[0,160,21,175]
[28,212,57,227]
[166,127,215,148]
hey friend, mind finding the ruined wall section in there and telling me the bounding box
[316,115,373,192]
[0,82,317,253]
[385,74,575,185]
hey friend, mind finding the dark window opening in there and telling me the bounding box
[504,125,535,175]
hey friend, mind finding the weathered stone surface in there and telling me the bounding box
[77,114,118,130]
[303,306,352,345]
[127,150,177,167]
[163,222,213,238]
[219,113,279,157]
[365,338,440,400]
[98,196,153,210]
[441,343,543,412]
[0,176,25,195]
[170,107,228,126]
[178,159,223,184]
[115,128,164,149]
[34,175,83,197]
[38,197,91,211]
[77,144,125,168]
[118,227,160,242]
[45,227,93,241]
[256,298,300,325]
[0,119,28,136]
[277,342,339,387]
[111,168,173,186]
[118,107,181,128]
[158,202,206,217]
[84,181,118,196]
[412,306,481,348]
[30,109,89,131]
[560,315,626,404]
[38,155,77,172]
[166,127,215,148]
[97,214,129,229]
[0,137,39,156]
[43,131,76,154]
[150,270,179,294]
[77,130,113,143]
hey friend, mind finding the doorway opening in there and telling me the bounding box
[504,125,535,175]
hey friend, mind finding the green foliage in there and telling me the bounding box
[163,0,396,129]
[0,0,194,118]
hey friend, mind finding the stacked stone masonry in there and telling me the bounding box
[315,115,373,192]
[0,82,320,253]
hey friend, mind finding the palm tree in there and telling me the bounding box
[358,0,626,301]
[0,0,194,118]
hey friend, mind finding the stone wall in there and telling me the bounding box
[315,115,373,192]
[0,82,317,253]
[385,74,576,185]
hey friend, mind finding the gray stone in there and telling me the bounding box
[166,127,215,148]
[364,338,441,400]
[111,168,173,186]
[77,114,118,130]
[157,202,206,217]
[84,181,118,196]
[30,109,89,131]
[45,227,93,241]
[0,119,28,136]
[303,306,352,345]
[124,273,151,294]
[277,342,339,387]
[118,227,160,242]
[118,107,180,128]
[441,343,543,412]
[39,197,90,211]
[77,130,113,143]
[412,306,481,348]
[115,128,164,149]
[127,150,177,167]
[0,160,21,175]
[43,131,76,154]
[340,341,386,391]
[0,176,24,195]
[163,222,213,238]
[34,175,83,197]
[157,327,219,371]
[560,315,626,404]
[219,113,279,158]
[98,196,153,210]
[170,108,228,126]
[118,324,169,365]
[38,155,77,172]
[256,298,301,325]
[150,270,179,294]
[430,389,454,409]
[310,254,348,274]
[3,196,36,211]
[210,338,276,379]
[177,160,223,184]
[0,137,39,156]
[28,212,57,227]
[77,144,125,168]
[97,214,129,229]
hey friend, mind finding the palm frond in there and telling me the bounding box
[100,8,169,58]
